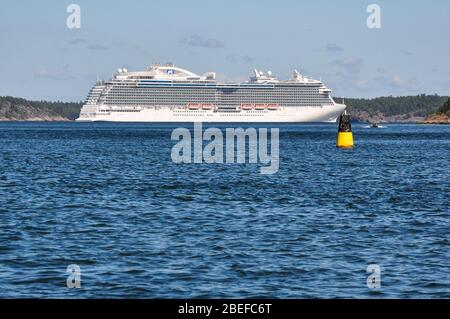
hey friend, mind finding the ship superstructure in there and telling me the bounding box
[77,63,346,122]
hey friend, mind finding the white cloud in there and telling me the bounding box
[87,44,108,51]
[226,54,254,64]
[333,56,364,74]
[34,67,76,81]
[325,43,343,52]
[182,34,224,48]
[391,75,404,86]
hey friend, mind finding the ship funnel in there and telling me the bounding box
[202,72,216,80]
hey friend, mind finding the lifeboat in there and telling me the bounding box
[202,104,214,110]
[187,103,200,110]
[241,103,254,110]
[254,103,267,110]
[267,103,279,110]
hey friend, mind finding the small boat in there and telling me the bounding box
[254,103,266,110]
[267,103,279,110]
[370,122,379,128]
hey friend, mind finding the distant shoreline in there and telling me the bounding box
[1,94,449,124]
[0,120,448,125]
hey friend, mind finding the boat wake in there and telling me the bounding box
[362,125,387,129]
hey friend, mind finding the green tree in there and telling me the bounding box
[437,97,450,116]
[335,94,449,120]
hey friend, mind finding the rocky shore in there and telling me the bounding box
[420,113,450,124]
[0,96,81,121]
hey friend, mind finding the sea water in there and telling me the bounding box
[0,122,448,298]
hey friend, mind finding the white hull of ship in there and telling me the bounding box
[77,104,346,123]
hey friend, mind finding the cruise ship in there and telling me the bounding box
[77,63,346,122]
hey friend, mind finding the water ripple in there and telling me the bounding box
[0,122,449,298]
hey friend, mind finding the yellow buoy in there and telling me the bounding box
[336,111,354,148]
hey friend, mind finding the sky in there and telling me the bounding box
[0,0,449,101]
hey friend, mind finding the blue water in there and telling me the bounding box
[0,122,449,298]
